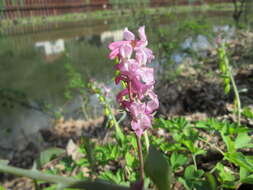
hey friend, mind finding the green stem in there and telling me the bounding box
[229,67,241,125]
[136,135,144,181]
[0,164,78,185]
[199,137,225,155]
[33,179,40,190]
[144,131,150,152]
[81,96,89,121]
[192,155,197,171]
[109,106,124,144]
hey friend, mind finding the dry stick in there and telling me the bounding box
[136,134,144,181]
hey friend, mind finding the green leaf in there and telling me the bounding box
[170,152,188,171]
[205,173,217,190]
[36,148,65,169]
[225,152,253,172]
[215,163,235,182]
[179,165,206,190]
[240,167,249,181]
[246,156,253,167]
[235,132,252,149]
[240,175,253,184]
[178,177,191,190]
[144,146,171,190]
[184,165,204,179]
[125,152,135,167]
[221,134,235,153]
[242,107,253,119]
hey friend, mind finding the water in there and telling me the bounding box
[0,9,249,155]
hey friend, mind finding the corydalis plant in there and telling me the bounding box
[109,26,158,182]
[109,26,159,137]
[216,35,241,125]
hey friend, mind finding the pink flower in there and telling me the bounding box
[146,90,159,114]
[129,102,152,137]
[108,26,158,136]
[108,28,134,60]
[108,26,155,64]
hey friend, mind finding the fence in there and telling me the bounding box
[0,0,110,19]
[0,0,231,19]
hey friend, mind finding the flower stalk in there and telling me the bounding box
[108,26,159,181]
[136,135,145,181]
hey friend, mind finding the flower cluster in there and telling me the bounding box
[108,26,159,136]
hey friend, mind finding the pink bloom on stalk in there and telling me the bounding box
[108,26,158,136]
[108,26,154,63]
[129,102,152,137]
[146,90,159,114]
[115,60,154,100]
[108,28,134,60]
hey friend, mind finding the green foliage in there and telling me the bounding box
[242,107,253,119]
[217,40,242,125]
[215,163,236,189]
[0,1,5,9]
[0,185,7,190]
[145,146,171,190]
[178,165,206,190]
[109,0,149,6]
[88,80,125,144]
[64,63,86,100]
[36,148,65,169]
[217,42,231,94]
[1,116,253,189]
[170,152,188,171]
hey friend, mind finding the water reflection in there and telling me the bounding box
[101,29,124,43]
[36,39,65,56]
[35,39,65,62]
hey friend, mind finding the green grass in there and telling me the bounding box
[0,2,234,30]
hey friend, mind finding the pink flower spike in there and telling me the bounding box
[108,26,159,137]
[124,28,135,41]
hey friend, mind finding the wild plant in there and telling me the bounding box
[216,35,241,125]
[87,80,125,144]
[0,26,170,190]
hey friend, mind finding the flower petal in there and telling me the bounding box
[120,44,133,59]
[124,28,135,41]
[138,26,147,42]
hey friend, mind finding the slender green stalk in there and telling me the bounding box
[33,179,40,190]
[144,131,150,152]
[192,155,197,171]
[229,67,241,125]
[81,96,89,121]
[136,135,144,181]
[218,41,241,125]
[199,137,225,155]
[0,164,78,185]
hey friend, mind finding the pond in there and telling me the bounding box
[0,8,250,156]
